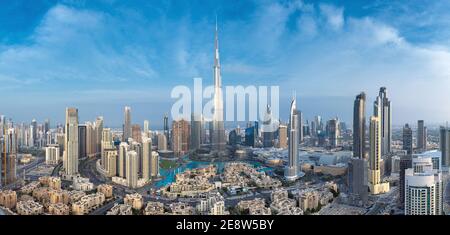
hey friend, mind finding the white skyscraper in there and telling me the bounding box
[63,108,79,176]
[126,150,139,189]
[119,142,129,178]
[144,120,150,138]
[405,157,443,215]
[210,21,226,152]
[285,96,300,181]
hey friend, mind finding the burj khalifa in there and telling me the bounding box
[209,21,226,153]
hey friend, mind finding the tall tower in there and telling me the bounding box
[403,124,413,155]
[262,105,275,148]
[377,87,392,155]
[123,106,131,142]
[126,150,139,189]
[368,115,390,194]
[190,113,202,150]
[440,126,450,167]
[353,92,366,159]
[417,120,427,151]
[172,119,190,156]
[63,108,79,176]
[285,96,299,181]
[142,137,152,181]
[210,20,226,152]
[163,114,169,148]
[144,120,150,138]
[95,116,104,155]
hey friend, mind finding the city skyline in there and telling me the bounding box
[1,1,450,125]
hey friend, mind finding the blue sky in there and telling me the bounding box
[1,0,450,128]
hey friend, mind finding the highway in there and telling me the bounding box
[366,186,399,215]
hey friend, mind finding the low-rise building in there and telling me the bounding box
[107,203,133,215]
[144,201,165,215]
[32,187,51,204]
[168,202,195,215]
[16,200,44,215]
[97,184,113,198]
[39,176,62,190]
[48,203,70,215]
[71,192,105,215]
[45,145,60,165]
[124,193,144,210]
[72,177,94,191]
[298,190,320,212]
[0,190,17,209]
[20,181,41,195]
[49,189,70,205]
[196,192,228,215]
[68,190,86,204]
[237,198,270,215]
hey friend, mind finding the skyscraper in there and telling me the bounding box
[368,116,389,195]
[405,157,443,215]
[142,137,152,181]
[353,92,366,159]
[78,124,87,159]
[285,97,299,181]
[210,22,226,152]
[2,128,17,185]
[31,119,37,147]
[278,124,288,149]
[104,149,117,177]
[126,150,139,189]
[123,106,131,142]
[417,120,427,151]
[101,128,114,168]
[377,87,392,155]
[172,119,190,156]
[348,158,368,203]
[327,118,339,148]
[143,120,150,138]
[191,113,202,150]
[95,116,104,155]
[439,126,450,167]
[118,142,129,178]
[262,105,275,148]
[399,155,412,209]
[164,114,169,148]
[63,108,79,176]
[85,122,96,157]
[403,124,413,155]
[157,133,167,151]
[44,119,50,143]
[131,124,142,143]
[150,151,159,178]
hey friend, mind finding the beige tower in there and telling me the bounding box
[278,124,287,149]
[369,116,389,194]
[126,150,139,188]
[101,128,114,168]
[63,108,79,176]
[104,149,117,177]
[150,151,159,177]
[142,137,152,181]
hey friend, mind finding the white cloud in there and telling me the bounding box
[0,4,157,86]
[319,3,344,31]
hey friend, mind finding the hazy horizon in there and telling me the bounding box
[2,0,450,126]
